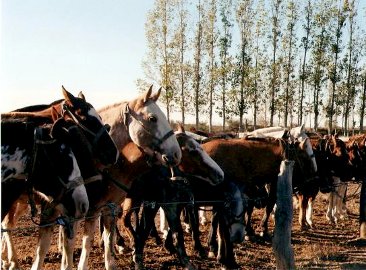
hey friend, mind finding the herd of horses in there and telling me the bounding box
[1,86,365,270]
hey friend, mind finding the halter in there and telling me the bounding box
[122,103,175,153]
[61,102,111,148]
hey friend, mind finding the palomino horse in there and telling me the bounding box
[58,86,183,270]
[116,124,225,270]
[1,119,90,269]
[1,87,119,270]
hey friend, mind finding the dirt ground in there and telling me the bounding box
[3,182,366,270]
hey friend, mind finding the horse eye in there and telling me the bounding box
[148,115,157,123]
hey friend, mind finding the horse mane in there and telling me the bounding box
[11,99,64,112]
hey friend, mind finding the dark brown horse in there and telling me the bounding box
[201,136,316,243]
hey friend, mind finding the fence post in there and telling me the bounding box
[360,177,366,239]
[272,160,295,270]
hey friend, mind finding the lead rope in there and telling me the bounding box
[26,126,42,218]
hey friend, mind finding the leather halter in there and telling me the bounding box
[122,103,175,153]
[61,102,111,147]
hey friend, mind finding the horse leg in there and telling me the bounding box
[207,210,219,259]
[2,201,28,270]
[244,202,255,240]
[187,205,206,258]
[60,222,79,270]
[100,211,120,270]
[216,212,239,270]
[163,206,195,270]
[305,195,315,229]
[260,183,276,241]
[159,207,169,239]
[132,204,159,270]
[149,218,162,245]
[74,217,97,270]
[30,225,54,270]
[297,194,308,231]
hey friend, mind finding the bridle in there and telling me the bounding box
[61,102,111,148]
[122,103,175,154]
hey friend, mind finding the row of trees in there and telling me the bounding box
[137,0,366,134]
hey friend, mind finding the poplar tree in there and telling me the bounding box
[282,0,298,127]
[235,0,254,132]
[218,0,233,131]
[298,0,313,126]
[203,0,219,133]
[269,0,283,126]
[192,0,205,129]
[145,0,177,121]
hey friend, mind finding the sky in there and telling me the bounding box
[1,0,365,126]
[1,0,154,113]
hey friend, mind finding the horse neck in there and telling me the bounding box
[98,102,131,149]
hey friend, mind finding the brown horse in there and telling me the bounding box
[116,124,225,270]
[201,136,316,242]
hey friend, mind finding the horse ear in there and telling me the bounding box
[78,91,86,101]
[62,85,77,106]
[143,85,153,103]
[176,123,185,133]
[150,87,161,102]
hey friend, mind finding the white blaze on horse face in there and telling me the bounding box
[68,153,89,218]
[129,102,182,166]
[1,146,27,182]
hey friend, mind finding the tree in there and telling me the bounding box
[234,0,254,132]
[192,0,205,129]
[144,0,177,122]
[326,0,347,133]
[203,0,219,133]
[282,0,298,127]
[269,0,283,126]
[217,0,233,131]
[298,0,313,126]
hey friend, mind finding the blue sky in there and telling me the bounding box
[1,0,154,112]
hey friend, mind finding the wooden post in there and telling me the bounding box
[272,160,295,270]
[360,177,366,239]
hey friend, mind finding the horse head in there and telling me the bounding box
[60,86,119,166]
[174,123,224,186]
[289,125,317,173]
[121,85,182,167]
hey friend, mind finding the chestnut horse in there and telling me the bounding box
[116,125,225,270]
[202,135,316,243]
